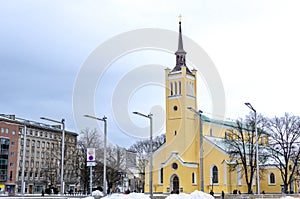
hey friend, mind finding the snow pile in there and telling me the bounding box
[166,190,214,199]
[92,190,104,199]
[102,193,150,199]
[84,190,214,199]
[281,197,296,199]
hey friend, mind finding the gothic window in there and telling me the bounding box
[212,165,218,183]
[269,172,275,184]
[178,81,181,95]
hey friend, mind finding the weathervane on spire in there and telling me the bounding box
[179,14,182,23]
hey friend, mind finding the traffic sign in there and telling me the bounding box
[87,148,95,162]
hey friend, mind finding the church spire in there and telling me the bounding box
[172,15,191,74]
[176,15,186,56]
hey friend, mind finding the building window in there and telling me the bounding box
[174,82,177,95]
[37,141,40,148]
[174,130,177,136]
[32,140,35,147]
[11,152,14,157]
[178,81,181,95]
[12,130,16,135]
[11,141,15,146]
[159,168,163,184]
[210,128,213,136]
[1,128,4,133]
[5,128,9,134]
[42,142,45,148]
[36,161,39,167]
[192,172,197,184]
[212,165,218,184]
[170,82,173,96]
[10,162,14,167]
[173,106,178,111]
[269,172,276,184]
[172,162,178,170]
[26,139,30,147]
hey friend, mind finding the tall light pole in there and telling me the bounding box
[84,115,107,196]
[187,107,204,192]
[132,111,153,199]
[245,102,260,194]
[40,117,65,195]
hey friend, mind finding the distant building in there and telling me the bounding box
[0,114,78,194]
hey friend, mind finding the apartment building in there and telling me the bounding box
[0,114,78,195]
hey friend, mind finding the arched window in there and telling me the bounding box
[178,81,181,95]
[269,172,275,184]
[174,82,177,95]
[212,165,218,183]
[192,172,197,184]
[170,82,173,96]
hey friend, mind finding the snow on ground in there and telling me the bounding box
[166,190,215,199]
[101,193,151,199]
[83,190,215,199]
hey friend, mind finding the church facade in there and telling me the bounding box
[143,20,293,195]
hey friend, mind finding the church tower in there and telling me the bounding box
[165,17,199,161]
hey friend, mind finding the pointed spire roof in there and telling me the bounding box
[172,16,192,74]
[176,15,186,55]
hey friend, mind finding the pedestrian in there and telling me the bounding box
[222,190,225,199]
[41,189,44,197]
[210,190,214,196]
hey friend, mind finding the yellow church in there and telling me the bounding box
[144,19,292,195]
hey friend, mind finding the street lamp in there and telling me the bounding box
[84,115,107,196]
[187,107,204,192]
[40,117,65,195]
[132,111,153,199]
[245,102,260,194]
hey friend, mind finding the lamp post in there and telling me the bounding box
[245,102,260,194]
[40,117,65,195]
[132,111,153,199]
[187,107,204,192]
[84,115,107,196]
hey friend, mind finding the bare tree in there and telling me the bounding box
[128,134,165,192]
[77,128,103,194]
[266,113,300,193]
[223,114,268,193]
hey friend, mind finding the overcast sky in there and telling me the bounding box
[1,0,300,147]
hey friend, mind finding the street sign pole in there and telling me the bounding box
[87,148,96,195]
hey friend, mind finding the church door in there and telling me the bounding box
[171,175,179,193]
